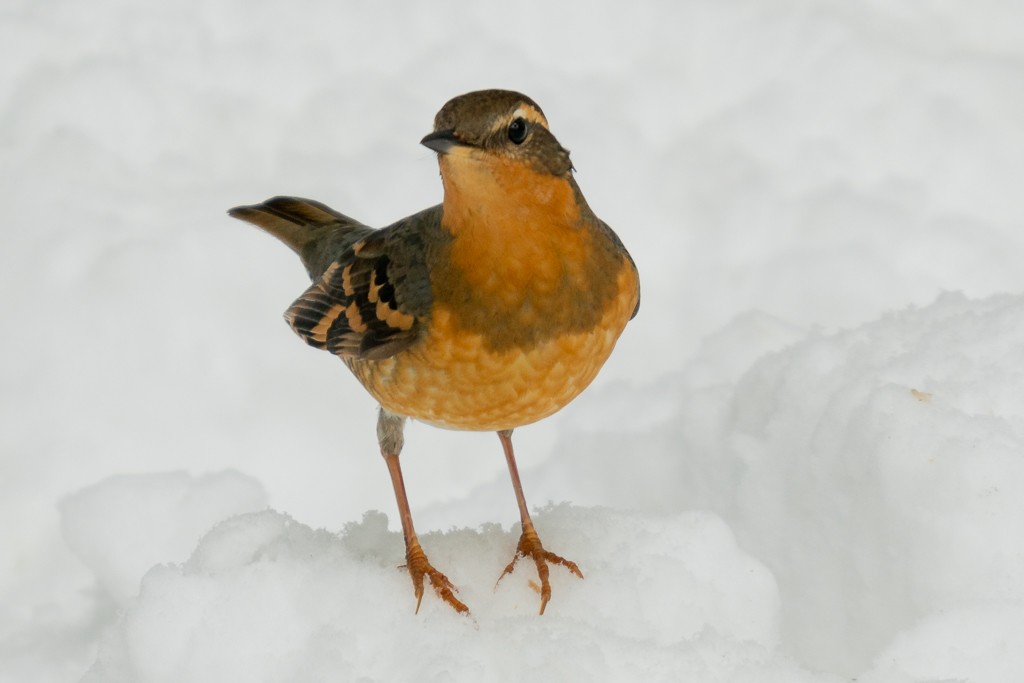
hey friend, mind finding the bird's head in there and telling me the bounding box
[421,89,574,179]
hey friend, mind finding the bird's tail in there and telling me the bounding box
[228,196,372,279]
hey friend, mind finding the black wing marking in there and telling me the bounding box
[284,206,443,361]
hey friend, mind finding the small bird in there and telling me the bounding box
[230,89,639,615]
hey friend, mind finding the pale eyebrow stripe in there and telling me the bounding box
[487,104,551,137]
[512,105,549,128]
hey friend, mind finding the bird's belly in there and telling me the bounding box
[346,268,637,431]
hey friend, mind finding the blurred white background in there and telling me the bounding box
[3,1,1024,680]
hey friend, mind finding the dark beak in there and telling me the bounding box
[420,129,467,154]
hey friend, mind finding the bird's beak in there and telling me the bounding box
[420,130,469,155]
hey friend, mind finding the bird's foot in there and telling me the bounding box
[496,523,583,614]
[403,539,470,615]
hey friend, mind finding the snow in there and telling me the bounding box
[3,0,1024,681]
[81,506,806,683]
[59,471,267,604]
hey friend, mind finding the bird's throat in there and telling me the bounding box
[432,154,623,350]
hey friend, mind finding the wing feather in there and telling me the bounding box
[268,201,443,360]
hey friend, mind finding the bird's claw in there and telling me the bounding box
[496,524,583,614]
[404,540,470,615]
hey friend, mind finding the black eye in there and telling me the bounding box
[507,117,529,144]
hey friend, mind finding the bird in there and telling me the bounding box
[229,89,640,615]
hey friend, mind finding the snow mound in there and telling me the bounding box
[861,601,1024,683]
[83,506,829,683]
[721,293,1024,673]
[60,470,267,603]
[377,292,1024,680]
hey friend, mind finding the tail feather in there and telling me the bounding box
[229,196,372,279]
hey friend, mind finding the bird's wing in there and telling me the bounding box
[285,205,442,361]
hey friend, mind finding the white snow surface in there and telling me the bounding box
[4,0,1024,681]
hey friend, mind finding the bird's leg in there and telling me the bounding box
[378,409,469,615]
[495,429,583,614]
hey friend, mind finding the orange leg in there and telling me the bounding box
[495,429,583,614]
[379,410,468,615]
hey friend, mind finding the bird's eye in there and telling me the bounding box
[507,117,529,144]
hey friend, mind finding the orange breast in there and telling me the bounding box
[347,263,638,431]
